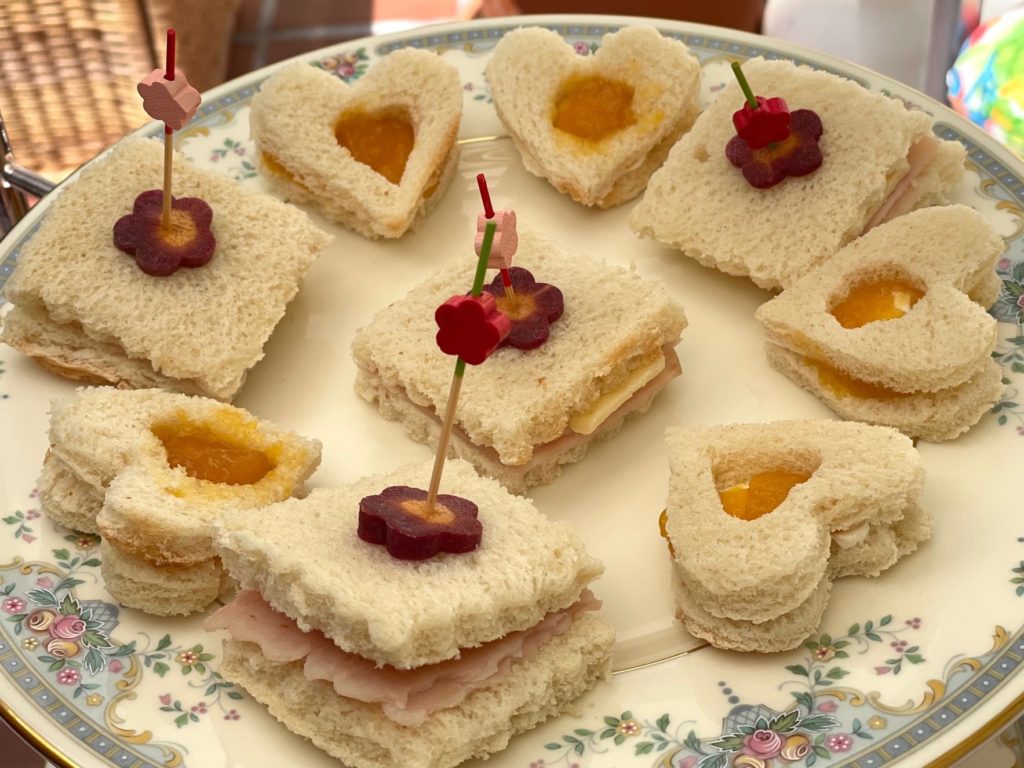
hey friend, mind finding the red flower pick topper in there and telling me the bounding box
[726,109,824,189]
[483,267,564,350]
[733,95,791,149]
[726,62,824,189]
[358,486,482,561]
[137,69,201,131]
[435,293,511,365]
[113,190,215,276]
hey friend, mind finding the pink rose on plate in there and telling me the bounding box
[743,729,783,759]
[817,700,839,713]
[50,615,87,640]
[109,659,124,674]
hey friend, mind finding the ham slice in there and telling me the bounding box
[862,136,941,234]
[205,589,601,726]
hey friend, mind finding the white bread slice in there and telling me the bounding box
[0,138,330,401]
[672,566,833,654]
[360,355,669,495]
[351,229,686,486]
[214,459,605,669]
[765,345,1004,442]
[40,387,321,616]
[250,51,462,239]
[629,58,966,290]
[99,541,226,617]
[487,26,700,208]
[756,206,1003,393]
[663,421,925,626]
[674,502,931,653]
[218,611,614,768]
[39,453,105,534]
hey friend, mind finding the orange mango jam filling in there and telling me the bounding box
[152,418,275,486]
[658,509,675,556]
[830,278,924,329]
[803,357,908,400]
[718,471,812,521]
[334,108,415,184]
[260,151,296,182]
[552,74,637,142]
[158,209,198,247]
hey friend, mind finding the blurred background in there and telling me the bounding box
[0,0,1021,184]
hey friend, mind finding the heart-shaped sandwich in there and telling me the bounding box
[40,387,321,616]
[486,26,701,208]
[662,421,929,653]
[250,49,462,238]
[755,205,1005,441]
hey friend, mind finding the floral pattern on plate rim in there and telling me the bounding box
[1,20,1024,768]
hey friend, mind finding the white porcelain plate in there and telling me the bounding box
[1,14,1024,768]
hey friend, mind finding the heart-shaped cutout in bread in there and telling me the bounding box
[250,50,462,238]
[662,421,927,652]
[756,205,1005,440]
[487,26,700,208]
[40,388,321,616]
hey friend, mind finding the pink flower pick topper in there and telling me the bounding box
[474,210,518,270]
[138,70,200,130]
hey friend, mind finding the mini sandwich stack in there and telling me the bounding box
[250,50,463,238]
[0,138,330,401]
[630,58,966,289]
[205,459,615,768]
[661,420,929,653]
[41,387,321,616]
[352,229,686,493]
[755,205,1005,440]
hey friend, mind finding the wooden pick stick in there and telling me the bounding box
[425,220,497,512]
[475,173,517,307]
[161,29,177,230]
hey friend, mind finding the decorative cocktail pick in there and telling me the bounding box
[429,219,511,509]
[115,29,214,276]
[730,61,791,149]
[475,173,518,305]
[355,223,509,561]
[725,61,823,189]
[474,172,564,350]
[138,29,201,229]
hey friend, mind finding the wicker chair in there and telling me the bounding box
[0,0,238,179]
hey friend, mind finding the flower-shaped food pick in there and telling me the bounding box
[358,486,482,560]
[138,67,201,132]
[475,173,521,306]
[726,62,823,189]
[359,221,508,560]
[115,28,212,275]
[435,293,511,365]
[483,266,564,349]
[114,190,215,276]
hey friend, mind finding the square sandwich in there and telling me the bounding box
[630,58,966,290]
[206,458,615,768]
[352,230,687,493]
[0,138,331,401]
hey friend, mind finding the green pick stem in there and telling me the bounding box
[471,220,497,296]
[455,219,495,390]
[731,62,758,109]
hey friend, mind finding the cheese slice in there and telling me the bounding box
[831,522,869,549]
[569,352,666,435]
